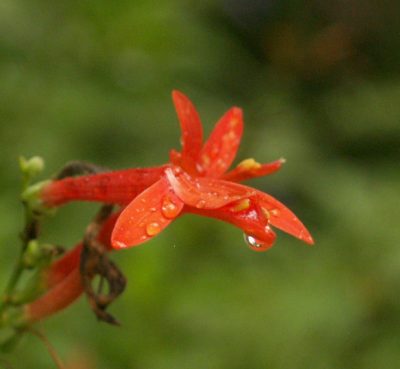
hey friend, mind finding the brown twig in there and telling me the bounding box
[80,205,126,325]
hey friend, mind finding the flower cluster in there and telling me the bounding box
[4,91,313,328]
[41,91,313,251]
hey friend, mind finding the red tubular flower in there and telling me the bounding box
[20,91,313,325]
[111,91,313,251]
[39,90,312,252]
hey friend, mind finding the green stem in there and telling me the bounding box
[1,260,24,305]
[0,171,41,318]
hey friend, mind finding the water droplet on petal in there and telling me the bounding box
[244,233,275,252]
[261,207,270,220]
[270,209,280,216]
[146,222,161,236]
[161,196,180,219]
[196,199,206,208]
[113,240,127,249]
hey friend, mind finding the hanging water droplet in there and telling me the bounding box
[244,234,262,249]
[146,222,161,236]
[243,233,275,252]
[161,196,180,219]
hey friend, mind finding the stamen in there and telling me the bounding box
[237,158,261,171]
[232,199,251,212]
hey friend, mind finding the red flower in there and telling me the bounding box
[24,212,119,323]
[41,91,313,252]
[110,91,313,251]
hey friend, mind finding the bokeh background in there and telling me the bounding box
[1,0,400,368]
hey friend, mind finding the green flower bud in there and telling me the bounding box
[19,156,45,178]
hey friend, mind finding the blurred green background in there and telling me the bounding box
[1,0,400,368]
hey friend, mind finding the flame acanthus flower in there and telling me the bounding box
[40,90,313,252]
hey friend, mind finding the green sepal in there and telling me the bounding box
[21,180,54,217]
[8,271,47,306]
[22,241,58,269]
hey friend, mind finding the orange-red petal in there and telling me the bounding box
[165,168,254,209]
[41,165,168,207]
[187,197,276,249]
[198,107,243,177]
[111,177,184,249]
[223,158,285,182]
[256,191,314,244]
[172,90,203,172]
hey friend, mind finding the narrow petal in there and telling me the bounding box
[187,197,276,250]
[111,177,184,249]
[41,165,168,207]
[172,90,203,171]
[198,107,243,177]
[223,158,285,182]
[165,168,255,209]
[256,191,314,244]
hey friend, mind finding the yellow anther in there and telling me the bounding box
[201,154,210,166]
[232,199,251,212]
[261,207,270,220]
[237,158,261,171]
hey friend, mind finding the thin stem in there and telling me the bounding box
[0,259,23,308]
[27,328,66,369]
[0,205,37,315]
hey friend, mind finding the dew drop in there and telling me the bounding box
[113,240,127,249]
[146,222,161,236]
[196,199,206,208]
[244,234,262,248]
[244,233,274,252]
[270,209,280,216]
[161,196,180,219]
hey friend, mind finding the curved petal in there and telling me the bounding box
[198,107,243,177]
[223,158,285,182]
[172,90,203,172]
[187,197,276,250]
[256,191,314,245]
[111,177,184,249]
[165,168,255,209]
